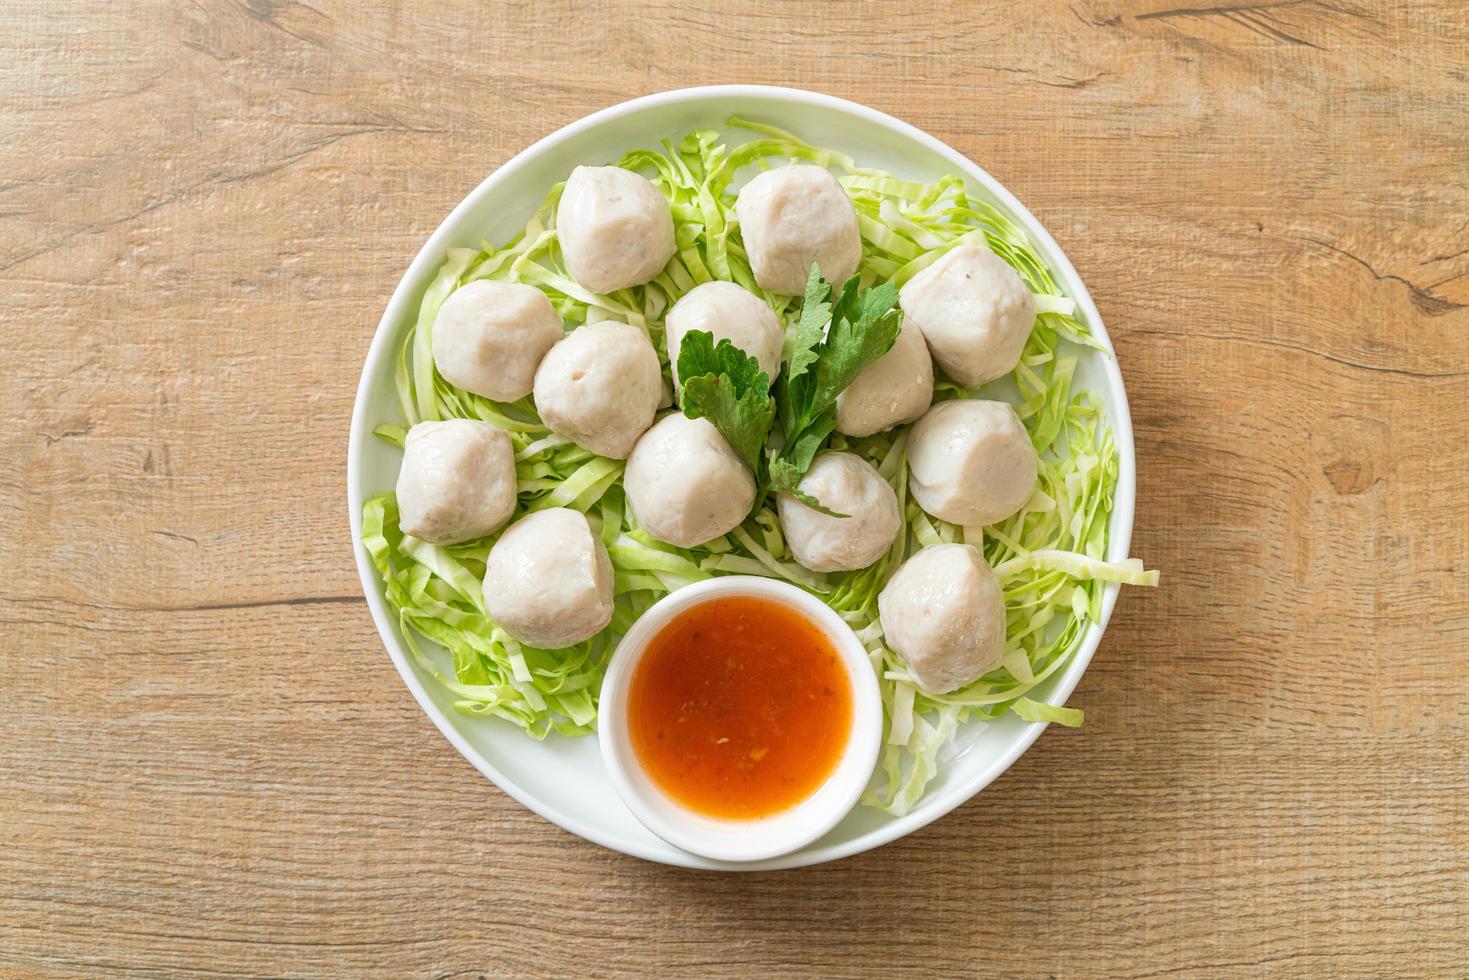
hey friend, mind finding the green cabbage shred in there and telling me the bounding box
[360,118,1157,814]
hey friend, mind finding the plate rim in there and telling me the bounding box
[347,84,1136,870]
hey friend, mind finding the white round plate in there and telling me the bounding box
[348,85,1135,870]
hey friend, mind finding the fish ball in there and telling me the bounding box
[908,399,1038,527]
[624,414,756,548]
[556,165,675,293]
[533,321,662,459]
[834,315,934,437]
[432,281,564,402]
[665,281,783,393]
[776,452,900,572]
[735,165,861,295]
[899,245,1036,387]
[396,419,517,545]
[482,508,614,649]
[878,543,1006,694]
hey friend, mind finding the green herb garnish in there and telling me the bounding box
[675,330,776,473]
[676,265,902,517]
[768,265,903,512]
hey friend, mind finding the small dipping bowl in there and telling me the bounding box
[598,576,883,863]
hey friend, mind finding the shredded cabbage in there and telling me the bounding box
[360,118,1156,811]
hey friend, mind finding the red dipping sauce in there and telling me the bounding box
[627,596,853,820]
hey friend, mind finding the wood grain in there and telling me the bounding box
[2,0,1466,976]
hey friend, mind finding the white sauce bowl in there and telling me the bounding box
[598,577,883,863]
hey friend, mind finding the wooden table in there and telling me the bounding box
[4,1,1466,976]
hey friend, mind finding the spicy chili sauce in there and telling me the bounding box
[627,595,853,820]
